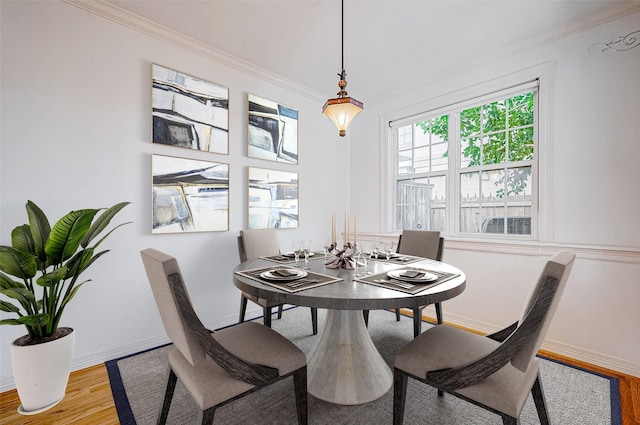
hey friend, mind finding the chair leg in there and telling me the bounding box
[531,373,551,425]
[412,308,421,338]
[435,302,443,324]
[293,367,308,425]
[263,306,272,328]
[393,368,408,425]
[501,415,519,425]
[363,310,369,327]
[395,308,401,321]
[311,308,318,335]
[239,295,248,323]
[277,304,283,319]
[199,407,216,425]
[157,368,177,425]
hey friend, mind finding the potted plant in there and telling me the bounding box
[0,200,130,414]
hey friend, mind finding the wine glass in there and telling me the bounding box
[371,239,379,260]
[292,241,302,267]
[384,241,395,262]
[302,240,312,269]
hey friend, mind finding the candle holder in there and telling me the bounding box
[325,242,356,269]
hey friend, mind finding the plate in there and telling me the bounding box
[387,269,438,283]
[260,269,308,281]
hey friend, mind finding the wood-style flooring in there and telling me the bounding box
[1,313,638,425]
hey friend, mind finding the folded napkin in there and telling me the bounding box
[400,270,425,278]
[273,269,298,277]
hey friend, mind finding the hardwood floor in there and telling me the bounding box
[1,315,638,425]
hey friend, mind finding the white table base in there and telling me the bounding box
[307,309,393,405]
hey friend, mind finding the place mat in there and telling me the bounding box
[356,268,460,295]
[367,253,423,265]
[235,266,342,293]
[260,252,324,264]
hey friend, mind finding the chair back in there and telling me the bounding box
[140,248,206,366]
[512,251,575,371]
[239,228,279,261]
[397,230,442,261]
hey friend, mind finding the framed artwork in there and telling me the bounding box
[248,94,298,164]
[248,167,298,229]
[152,64,229,154]
[152,154,229,234]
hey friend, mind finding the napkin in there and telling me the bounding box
[400,270,425,278]
[273,269,298,277]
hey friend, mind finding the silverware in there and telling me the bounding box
[373,279,414,289]
[286,279,319,288]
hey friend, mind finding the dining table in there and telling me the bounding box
[232,250,466,405]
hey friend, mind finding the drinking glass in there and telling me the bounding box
[292,241,302,267]
[302,240,312,269]
[384,241,395,262]
[371,239,379,260]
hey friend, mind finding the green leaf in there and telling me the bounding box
[0,271,26,290]
[25,201,51,264]
[0,246,37,279]
[81,202,130,248]
[45,209,98,263]
[0,300,21,313]
[0,318,22,326]
[36,266,68,287]
[11,225,36,255]
[2,287,36,305]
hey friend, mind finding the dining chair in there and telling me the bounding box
[363,230,444,337]
[238,229,318,335]
[393,251,575,425]
[141,248,308,425]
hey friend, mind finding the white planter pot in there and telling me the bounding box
[11,328,75,415]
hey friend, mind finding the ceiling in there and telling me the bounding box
[104,0,639,103]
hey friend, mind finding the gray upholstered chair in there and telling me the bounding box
[393,251,576,425]
[238,229,318,335]
[364,230,444,337]
[141,248,308,425]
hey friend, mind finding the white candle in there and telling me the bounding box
[344,213,347,245]
[354,214,357,245]
[332,212,336,244]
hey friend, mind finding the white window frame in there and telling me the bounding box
[383,63,551,241]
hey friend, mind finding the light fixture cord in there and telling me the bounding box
[341,0,344,71]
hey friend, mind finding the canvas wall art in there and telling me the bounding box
[152,64,229,154]
[152,154,229,234]
[248,167,298,229]
[248,94,298,164]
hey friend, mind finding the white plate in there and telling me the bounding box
[260,269,308,281]
[387,269,438,283]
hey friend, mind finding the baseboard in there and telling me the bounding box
[415,307,640,378]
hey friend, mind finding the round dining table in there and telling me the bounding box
[233,254,466,405]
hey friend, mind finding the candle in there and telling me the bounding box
[354,214,357,245]
[332,213,336,244]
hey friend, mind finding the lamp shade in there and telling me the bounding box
[322,96,364,137]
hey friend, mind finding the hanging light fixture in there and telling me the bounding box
[322,0,363,137]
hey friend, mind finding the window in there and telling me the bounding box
[390,80,540,238]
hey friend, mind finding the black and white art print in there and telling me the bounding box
[152,154,229,234]
[248,94,298,164]
[152,64,229,154]
[248,167,298,229]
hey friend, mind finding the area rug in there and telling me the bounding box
[106,308,621,424]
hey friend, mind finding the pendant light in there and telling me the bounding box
[322,0,363,137]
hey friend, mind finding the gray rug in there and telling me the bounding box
[107,308,620,424]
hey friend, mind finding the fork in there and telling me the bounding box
[373,279,414,289]
[286,279,319,288]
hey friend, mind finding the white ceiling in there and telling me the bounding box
[104,0,639,103]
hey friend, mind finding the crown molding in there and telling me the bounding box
[61,0,326,102]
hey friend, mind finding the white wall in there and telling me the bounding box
[1,1,638,393]
[0,1,343,390]
[350,10,640,375]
